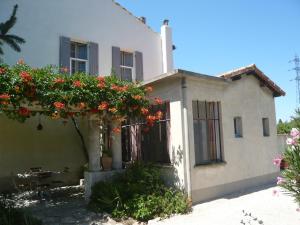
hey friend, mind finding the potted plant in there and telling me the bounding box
[101,146,112,171]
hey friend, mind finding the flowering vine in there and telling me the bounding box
[0,62,163,127]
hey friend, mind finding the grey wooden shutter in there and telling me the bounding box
[88,42,99,76]
[112,46,121,78]
[59,36,70,72]
[135,51,143,81]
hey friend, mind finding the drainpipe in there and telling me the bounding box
[181,77,192,199]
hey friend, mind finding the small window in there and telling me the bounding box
[120,51,134,81]
[262,118,270,137]
[234,117,243,138]
[70,42,88,74]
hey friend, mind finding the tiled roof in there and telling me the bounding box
[112,0,158,33]
[218,64,285,97]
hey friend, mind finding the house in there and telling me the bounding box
[0,0,285,203]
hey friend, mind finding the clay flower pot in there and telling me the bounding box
[101,154,112,171]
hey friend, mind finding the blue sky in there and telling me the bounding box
[117,0,300,121]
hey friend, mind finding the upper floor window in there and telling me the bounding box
[192,101,223,165]
[120,51,134,81]
[262,118,270,137]
[70,42,88,74]
[234,117,243,138]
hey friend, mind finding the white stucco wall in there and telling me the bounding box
[0,0,163,80]
[148,78,186,189]
[186,75,279,202]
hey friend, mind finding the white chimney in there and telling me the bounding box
[161,20,174,74]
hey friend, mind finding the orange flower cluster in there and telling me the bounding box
[0,68,6,75]
[133,95,142,100]
[77,102,86,110]
[53,78,65,84]
[154,97,163,105]
[73,80,83,88]
[97,76,106,89]
[145,86,153,92]
[112,127,121,133]
[108,107,118,113]
[0,94,10,105]
[20,71,32,83]
[111,84,129,92]
[141,107,149,115]
[53,101,65,110]
[98,101,109,110]
[18,107,30,117]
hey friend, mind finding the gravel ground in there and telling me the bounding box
[148,185,300,225]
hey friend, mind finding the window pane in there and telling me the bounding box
[121,67,132,81]
[263,118,270,137]
[77,43,87,59]
[234,117,243,138]
[121,52,133,67]
[194,120,209,164]
[78,61,86,73]
[71,43,76,58]
[71,60,76,74]
[198,101,206,119]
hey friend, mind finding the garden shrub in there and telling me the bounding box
[89,162,191,221]
[0,197,42,225]
[274,128,300,207]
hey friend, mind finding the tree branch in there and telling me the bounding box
[71,116,89,162]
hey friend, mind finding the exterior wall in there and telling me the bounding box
[186,75,280,203]
[0,0,163,80]
[277,134,287,154]
[149,78,186,189]
[0,115,88,191]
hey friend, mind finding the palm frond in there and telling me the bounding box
[0,5,18,35]
[0,36,21,52]
[1,34,25,44]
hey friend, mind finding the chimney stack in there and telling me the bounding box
[161,19,174,74]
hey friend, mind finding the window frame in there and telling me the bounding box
[120,51,135,81]
[192,100,224,166]
[262,117,270,137]
[69,41,89,75]
[233,116,243,138]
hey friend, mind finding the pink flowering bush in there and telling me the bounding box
[274,128,300,206]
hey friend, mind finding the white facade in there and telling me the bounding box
[0,0,174,80]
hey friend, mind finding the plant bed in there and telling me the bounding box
[89,162,191,222]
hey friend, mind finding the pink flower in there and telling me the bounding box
[53,102,65,110]
[277,176,285,185]
[273,155,282,167]
[286,138,296,145]
[73,80,83,88]
[290,128,300,139]
[296,208,300,212]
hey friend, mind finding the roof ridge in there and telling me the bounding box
[111,0,158,34]
[217,64,256,77]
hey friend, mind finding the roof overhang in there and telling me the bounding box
[218,64,285,97]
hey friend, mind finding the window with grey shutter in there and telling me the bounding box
[234,117,243,138]
[59,36,71,72]
[112,46,121,78]
[135,51,143,81]
[88,42,99,76]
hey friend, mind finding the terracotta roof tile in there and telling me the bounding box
[218,64,285,97]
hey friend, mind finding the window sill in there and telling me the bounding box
[194,160,226,168]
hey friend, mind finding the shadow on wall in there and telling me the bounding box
[160,145,184,190]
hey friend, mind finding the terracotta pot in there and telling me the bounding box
[101,155,112,171]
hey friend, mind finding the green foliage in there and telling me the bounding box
[277,119,292,134]
[89,162,191,221]
[0,63,155,123]
[279,144,300,205]
[0,4,25,60]
[0,197,42,225]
